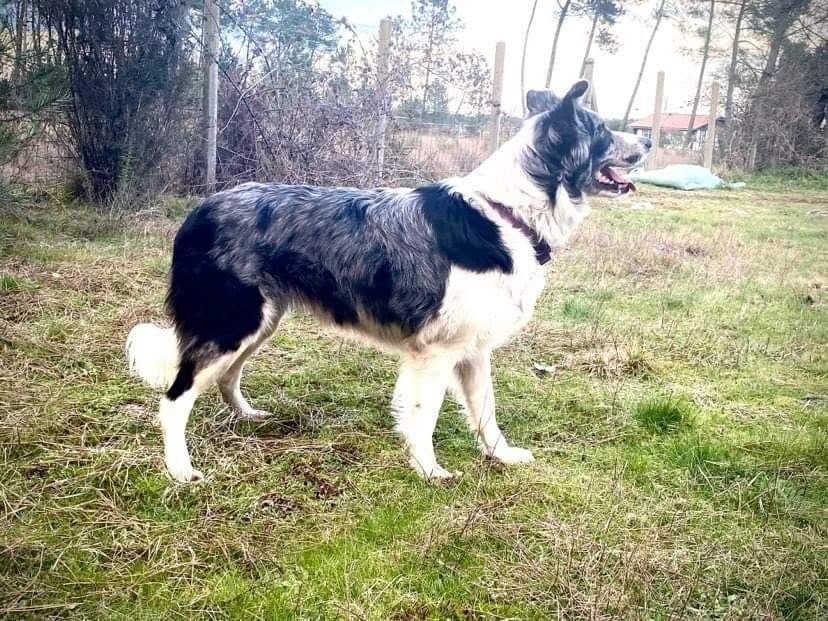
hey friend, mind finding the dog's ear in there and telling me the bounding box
[563,80,589,109]
[526,89,560,117]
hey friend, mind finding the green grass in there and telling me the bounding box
[1,182,826,619]
[634,396,695,433]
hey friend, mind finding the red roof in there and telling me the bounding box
[629,113,718,131]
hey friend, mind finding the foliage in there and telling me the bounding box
[41,0,197,203]
[211,0,384,187]
[723,0,828,168]
[0,0,66,171]
[392,0,490,121]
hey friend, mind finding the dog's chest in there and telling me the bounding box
[429,256,545,350]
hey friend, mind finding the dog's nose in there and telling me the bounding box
[640,137,653,150]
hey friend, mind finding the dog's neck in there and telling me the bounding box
[462,118,590,251]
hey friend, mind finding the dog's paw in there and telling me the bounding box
[492,446,535,465]
[426,464,459,482]
[411,459,459,483]
[166,463,205,483]
[236,408,273,422]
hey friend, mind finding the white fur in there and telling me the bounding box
[159,391,202,481]
[126,323,179,389]
[613,130,642,147]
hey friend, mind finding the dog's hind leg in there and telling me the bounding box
[218,309,283,420]
[453,350,534,465]
[393,352,457,481]
[160,306,279,482]
[160,352,231,482]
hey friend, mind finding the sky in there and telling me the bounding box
[318,0,713,121]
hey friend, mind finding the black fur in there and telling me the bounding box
[418,184,513,274]
[167,209,265,354]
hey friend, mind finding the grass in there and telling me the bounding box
[1,180,827,619]
[634,396,695,434]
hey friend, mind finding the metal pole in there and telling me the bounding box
[376,18,392,181]
[703,81,720,170]
[649,70,665,169]
[203,0,219,193]
[489,41,505,154]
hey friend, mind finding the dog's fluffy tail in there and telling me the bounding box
[126,323,180,390]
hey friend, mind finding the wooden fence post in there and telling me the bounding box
[649,70,665,169]
[202,0,219,193]
[375,18,392,180]
[703,81,720,170]
[488,41,505,154]
[582,57,597,112]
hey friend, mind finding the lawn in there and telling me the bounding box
[1,178,826,619]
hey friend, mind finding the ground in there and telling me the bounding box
[1,174,826,619]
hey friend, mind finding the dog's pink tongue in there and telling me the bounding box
[603,166,627,184]
[602,166,636,193]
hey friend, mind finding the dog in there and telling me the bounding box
[127,80,650,482]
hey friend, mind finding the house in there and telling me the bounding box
[629,113,725,151]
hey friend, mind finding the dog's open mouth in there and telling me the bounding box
[594,166,636,195]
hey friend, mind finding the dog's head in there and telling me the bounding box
[523,81,650,200]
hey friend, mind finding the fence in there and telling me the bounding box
[637,70,720,170]
[386,115,521,184]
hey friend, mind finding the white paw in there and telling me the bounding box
[427,464,457,481]
[166,462,205,483]
[492,446,535,465]
[236,408,273,422]
[410,458,458,482]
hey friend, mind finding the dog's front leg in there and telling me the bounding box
[393,353,456,481]
[454,350,534,465]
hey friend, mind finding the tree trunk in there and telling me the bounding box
[723,0,746,128]
[621,0,666,130]
[684,0,716,148]
[420,8,437,119]
[758,2,802,91]
[544,0,571,88]
[13,0,29,85]
[722,0,746,159]
[580,10,599,76]
[520,0,539,115]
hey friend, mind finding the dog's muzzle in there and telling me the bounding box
[594,132,652,196]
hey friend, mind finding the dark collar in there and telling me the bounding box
[484,198,552,265]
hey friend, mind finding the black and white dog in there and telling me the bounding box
[127,81,650,482]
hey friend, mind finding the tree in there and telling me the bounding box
[621,0,668,130]
[683,0,716,147]
[405,0,460,118]
[42,0,194,202]
[742,0,813,167]
[545,0,572,88]
[451,51,491,117]
[520,0,539,115]
[723,0,748,134]
[720,0,827,167]
[579,0,622,75]
[390,0,488,122]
